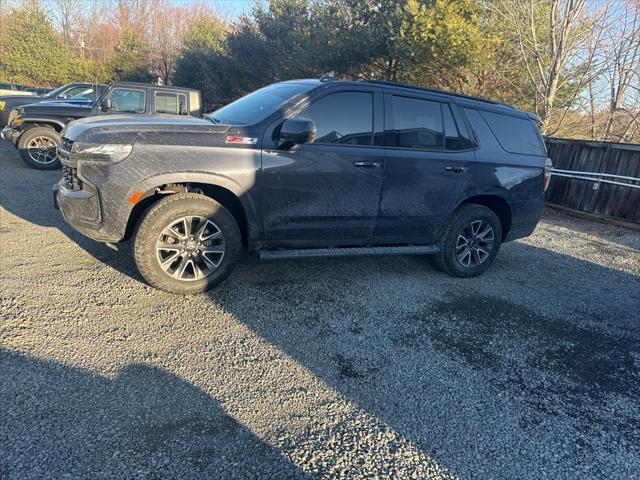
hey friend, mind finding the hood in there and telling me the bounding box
[0,94,39,102]
[63,114,226,143]
[38,98,95,106]
[0,95,47,111]
[19,101,93,117]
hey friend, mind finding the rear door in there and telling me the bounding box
[374,93,476,245]
[261,88,385,248]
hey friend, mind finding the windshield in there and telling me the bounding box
[68,88,96,99]
[43,84,72,98]
[208,82,314,125]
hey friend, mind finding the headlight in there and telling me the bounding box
[12,116,23,127]
[71,142,133,163]
[0,101,5,110]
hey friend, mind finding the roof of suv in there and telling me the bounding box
[109,81,200,93]
[284,78,530,118]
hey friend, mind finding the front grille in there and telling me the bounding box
[60,137,74,152]
[62,165,82,191]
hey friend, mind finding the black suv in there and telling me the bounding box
[3,82,201,170]
[55,78,551,293]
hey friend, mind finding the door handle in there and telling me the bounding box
[445,165,466,173]
[353,161,382,168]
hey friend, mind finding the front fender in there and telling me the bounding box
[118,171,259,242]
[19,116,67,131]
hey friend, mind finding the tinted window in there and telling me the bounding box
[443,104,470,150]
[110,88,145,113]
[155,92,187,115]
[209,82,314,125]
[43,84,69,98]
[392,96,443,149]
[295,92,373,145]
[66,87,96,99]
[479,111,544,155]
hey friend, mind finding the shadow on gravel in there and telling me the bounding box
[202,251,640,471]
[0,349,309,479]
[0,147,143,281]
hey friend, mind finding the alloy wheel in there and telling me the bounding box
[27,136,58,165]
[455,219,495,268]
[155,216,226,281]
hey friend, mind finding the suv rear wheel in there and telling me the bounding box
[133,193,242,294]
[18,126,61,170]
[433,203,503,277]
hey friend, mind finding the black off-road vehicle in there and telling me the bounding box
[0,82,106,128]
[55,78,551,293]
[2,82,201,170]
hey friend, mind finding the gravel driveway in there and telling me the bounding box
[1,142,639,479]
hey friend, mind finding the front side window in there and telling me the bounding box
[392,96,443,149]
[155,92,187,115]
[109,88,146,113]
[295,91,374,145]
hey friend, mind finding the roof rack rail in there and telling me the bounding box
[320,71,338,82]
[359,80,513,108]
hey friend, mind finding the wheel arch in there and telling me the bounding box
[459,194,512,240]
[20,118,66,133]
[123,182,251,247]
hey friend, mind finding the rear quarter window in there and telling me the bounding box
[478,110,544,156]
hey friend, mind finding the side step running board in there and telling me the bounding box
[258,245,439,260]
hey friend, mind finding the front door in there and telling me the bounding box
[261,90,384,248]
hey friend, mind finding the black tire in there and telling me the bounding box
[433,203,503,277]
[18,126,61,170]
[133,193,242,294]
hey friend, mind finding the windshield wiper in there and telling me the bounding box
[207,116,223,124]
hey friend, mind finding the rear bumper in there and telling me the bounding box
[503,197,544,242]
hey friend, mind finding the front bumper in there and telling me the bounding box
[1,126,19,145]
[54,178,120,242]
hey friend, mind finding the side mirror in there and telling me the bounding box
[279,118,316,145]
[100,98,112,111]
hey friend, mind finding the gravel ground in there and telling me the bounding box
[1,142,639,480]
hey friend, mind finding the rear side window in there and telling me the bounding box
[296,91,373,145]
[392,96,443,149]
[189,92,200,115]
[479,111,544,155]
[155,92,187,115]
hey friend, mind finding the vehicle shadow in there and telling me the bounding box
[0,349,310,479]
[2,144,640,477]
[0,144,142,280]
[204,242,640,477]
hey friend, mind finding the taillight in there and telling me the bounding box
[544,157,553,192]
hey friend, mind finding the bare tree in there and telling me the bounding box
[493,0,606,134]
[47,0,83,44]
[598,0,640,141]
[148,0,189,84]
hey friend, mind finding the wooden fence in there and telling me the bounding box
[544,137,640,224]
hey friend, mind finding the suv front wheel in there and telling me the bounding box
[433,203,503,277]
[18,126,61,170]
[133,193,242,294]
